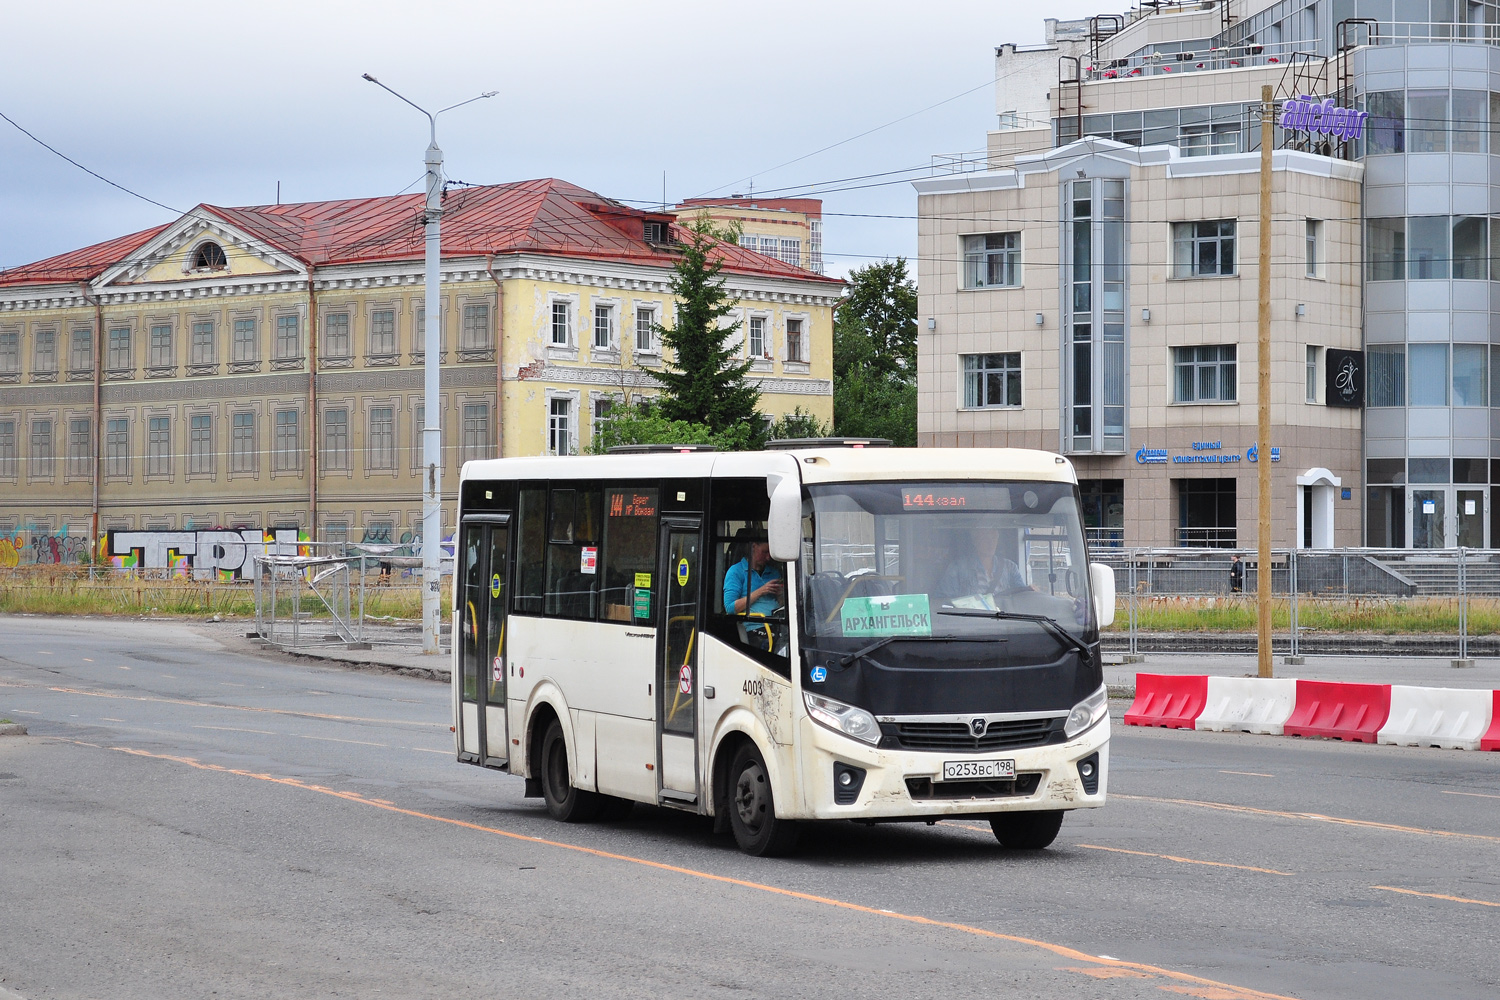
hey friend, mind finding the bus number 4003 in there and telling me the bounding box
[742,680,764,697]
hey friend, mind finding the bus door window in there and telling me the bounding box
[602,488,659,623]
[544,486,601,619]
[662,526,700,735]
[460,527,483,703]
[485,526,509,707]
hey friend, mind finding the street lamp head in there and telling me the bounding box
[361,73,379,84]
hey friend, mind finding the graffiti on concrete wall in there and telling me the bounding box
[106,529,303,580]
[0,527,93,568]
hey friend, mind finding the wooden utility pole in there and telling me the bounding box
[1257,85,1274,679]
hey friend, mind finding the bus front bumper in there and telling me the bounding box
[795,714,1110,821]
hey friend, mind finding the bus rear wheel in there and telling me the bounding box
[727,743,799,857]
[539,718,600,823]
[989,810,1064,850]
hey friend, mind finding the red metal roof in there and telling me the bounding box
[1,179,839,289]
[0,223,170,287]
[676,196,823,218]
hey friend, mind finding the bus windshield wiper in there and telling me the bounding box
[934,608,1093,665]
[838,635,900,666]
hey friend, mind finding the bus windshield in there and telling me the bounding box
[800,480,1093,645]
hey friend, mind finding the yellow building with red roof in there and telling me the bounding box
[0,179,840,551]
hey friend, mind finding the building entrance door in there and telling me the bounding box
[1409,487,1487,548]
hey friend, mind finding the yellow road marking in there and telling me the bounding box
[1057,965,1153,980]
[1219,770,1274,778]
[1115,794,1500,844]
[1077,844,1294,876]
[1440,790,1500,801]
[64,739,1301,1000]
[1374,885,1500,908]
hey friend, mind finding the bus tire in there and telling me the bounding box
[727,743,799,857]
[539,718,600,823]
[988,810,1064,850]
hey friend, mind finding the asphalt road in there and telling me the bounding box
[1,615,1496,1000]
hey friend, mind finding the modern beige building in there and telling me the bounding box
[917,0,1500,551]
[0,179,840,559]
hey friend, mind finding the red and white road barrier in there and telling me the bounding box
[1125,675,1499,751]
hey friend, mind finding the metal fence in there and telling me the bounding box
[1094,547,1499,660]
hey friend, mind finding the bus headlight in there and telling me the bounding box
[1064,685,1109,739]
[804,692,881,745]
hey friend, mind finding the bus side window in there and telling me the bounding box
[601,487,658,623]
[545,486,601,619]
[514,487,546,614]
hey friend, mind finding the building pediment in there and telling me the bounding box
[95,211,306,289]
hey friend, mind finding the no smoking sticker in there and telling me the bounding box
[679,664,692,695]
[492,655,503,683]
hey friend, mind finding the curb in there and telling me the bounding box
[0,723,27,737]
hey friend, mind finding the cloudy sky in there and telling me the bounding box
[0,0,1100,278]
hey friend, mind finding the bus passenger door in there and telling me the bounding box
[657,518,701,804]
[457,516,510,768]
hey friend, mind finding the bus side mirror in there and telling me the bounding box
[767,475,801,563]
[1089,563,1116,628]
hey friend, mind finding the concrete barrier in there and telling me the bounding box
[1377,685,1493,751]
[1195,676,1298,735]
[1481,691,1500,751]
[1123,673,1208,729]
[1283,680,1391,743]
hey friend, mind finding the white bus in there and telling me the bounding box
[451,441,1115,856]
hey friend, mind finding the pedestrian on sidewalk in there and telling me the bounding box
[1229,554,1244,594]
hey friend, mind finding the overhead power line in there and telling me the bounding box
[0,109,183,216]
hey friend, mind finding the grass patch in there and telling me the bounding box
[0,569,451,621]
[1107,595,1500,633]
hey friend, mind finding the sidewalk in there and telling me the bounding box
[1102,651,1500,697]
[207,620,454,681]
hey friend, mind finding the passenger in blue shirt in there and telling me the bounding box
[723,541,784,647]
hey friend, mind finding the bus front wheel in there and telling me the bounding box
[989,810,1064,850]
[727,743,799,857]
[539,718,600,823]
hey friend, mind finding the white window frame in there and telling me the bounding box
[545,390,579,456]
[1306,219,1324,279]
[783,312,810,366]
[747,313,770,361]
[1172,344,1238,403]
[547,294,579,359]
[1171,221,1237,278]
[591,299,620,355]
[633,302,660,356]
[960,353,1023,408]
[1306,345,1324,404]
[962,233,1021,289]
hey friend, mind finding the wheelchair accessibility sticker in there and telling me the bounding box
[490,573,502,599]
[809,665,828,683]
[676,557,690,587]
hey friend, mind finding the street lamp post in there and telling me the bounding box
[363,74,496,655]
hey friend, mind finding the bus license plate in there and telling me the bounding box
[942,759,1015,781]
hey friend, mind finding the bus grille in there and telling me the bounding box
[890,718,1061,753]
[904,772,1043,800]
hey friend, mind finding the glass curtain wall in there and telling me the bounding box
[1063,178,1127,454]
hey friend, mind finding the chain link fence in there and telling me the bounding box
[1093,547,1499,659]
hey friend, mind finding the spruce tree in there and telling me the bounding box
[652,216,762,439]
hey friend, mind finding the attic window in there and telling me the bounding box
[643,221,669,244]
[192,242,228,270]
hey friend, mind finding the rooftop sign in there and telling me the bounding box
[1279,95,1369,141]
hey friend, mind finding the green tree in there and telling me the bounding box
[833,258,918,446]
[587,400,754,455]
[651,215,763,443]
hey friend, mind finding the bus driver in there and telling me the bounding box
[723,539,784,649]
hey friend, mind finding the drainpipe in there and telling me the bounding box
[307,267,318,538]
[485,254,504,458]
[80,282,103,568]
